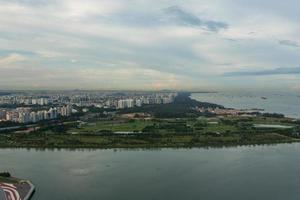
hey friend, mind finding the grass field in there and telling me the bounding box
[65,116,297,135]
[68,120,154,133]
[1,115,299,148]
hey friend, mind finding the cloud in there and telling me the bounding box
[278,39,300,48]
[223,67,300,76]
[0,53,28,66]
[163,6,228,32]
[0,64,190,90]
[1,0,300,91]
[291,84,300,92]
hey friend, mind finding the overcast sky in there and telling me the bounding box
[1,0,300,91]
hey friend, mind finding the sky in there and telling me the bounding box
[0,0,300,91]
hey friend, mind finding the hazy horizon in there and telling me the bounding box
[1,0,300,92]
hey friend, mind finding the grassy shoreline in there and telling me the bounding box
[1,133,299,149]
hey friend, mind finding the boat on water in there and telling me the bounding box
[0,173,35,200]
[261,96,268,100]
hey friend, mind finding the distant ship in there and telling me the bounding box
[261,96,267,100]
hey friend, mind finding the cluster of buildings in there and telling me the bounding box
[115,94,175,109]
[0,92,177,110]
[0,105,72,124]
[0,96,51,105]
[0,91,178,124]
[70,92,177,109]
[196,107,261,116]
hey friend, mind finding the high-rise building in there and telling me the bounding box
[135,99,142,107]
[32,99,38,105]
[30,112,38,123]
[44,110,50,120]
[59,105,72,117]
[117,100,126,109]
[38,98,49,105]
[37,111,45,121]
[48,108,58,119]
[0,110,6,120]
[66,105,72,116]
[126,99,134,108]
[19,112,30,123]
[6,111,19,122]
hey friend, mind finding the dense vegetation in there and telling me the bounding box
[119,92,223,118]
[0,121,21,128]
[1,116,299,148]
[0,172,11,177]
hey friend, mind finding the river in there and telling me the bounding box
[1,144,300,199]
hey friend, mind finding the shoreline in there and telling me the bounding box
[190,92,300,120]
[0,139,299,150]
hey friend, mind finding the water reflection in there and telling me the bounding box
[2,144,300,200]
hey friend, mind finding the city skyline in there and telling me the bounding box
[0,91,177,124]
[1,0,300,91]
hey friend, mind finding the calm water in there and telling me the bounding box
[192,91,300,118]
[2,145,300,199]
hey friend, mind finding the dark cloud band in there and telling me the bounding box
[224,67,300,76]
[163,6,228,32]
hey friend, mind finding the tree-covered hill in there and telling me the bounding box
[118,92,224,118]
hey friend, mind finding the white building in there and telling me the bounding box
[30,112,38,123]
[19,112,30,123]
[135,99,142,107]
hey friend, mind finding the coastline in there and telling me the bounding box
[0,138,299,149]
[190,92,300,119]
